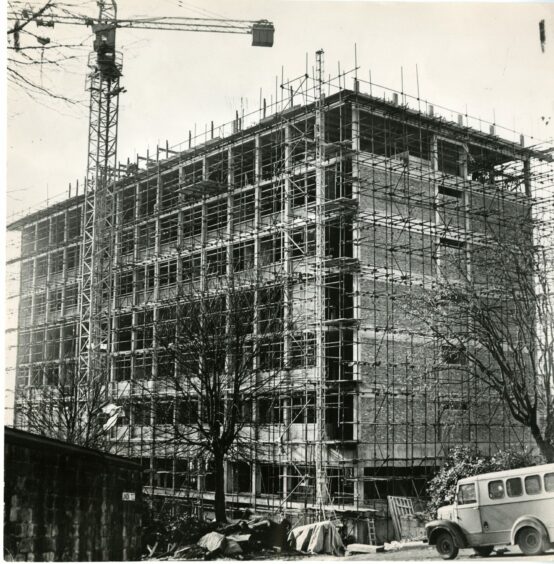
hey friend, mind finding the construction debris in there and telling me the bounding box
[223,539,243,557]
[144,515,299,560]
[383,540,429,552]
[287,520,344,556]
[345,543,385,555]
[197,531,226,554]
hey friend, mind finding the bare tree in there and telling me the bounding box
[138,276,292,522]
[7,0,89,103]
[401,203,554,462]
[15,363,118,451]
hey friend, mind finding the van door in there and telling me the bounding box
[455,482,483,544]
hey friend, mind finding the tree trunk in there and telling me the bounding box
[530,422,554,463]
[214,454,227,523]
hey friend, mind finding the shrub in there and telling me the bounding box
[426,446,540,515]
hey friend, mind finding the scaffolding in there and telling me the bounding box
[7,52,554,530]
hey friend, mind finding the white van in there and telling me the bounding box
[425,463,554,559]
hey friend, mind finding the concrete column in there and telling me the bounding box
[176,165,184,290]
[226,146,234,278]
[44,218,53,331]
[353,463,365,507]
[283,124,292,451]
[110,192,121,387]
[251,134,262,509]
[351,103,361,383]
[200,155,208,293]
[251,463,259,510]
[430,135,438,172]
[460,146,472,280]
[131,182,139,384]
[523,158,532,198]
[314,54,328,508]
[271,124,293,509]
[431,135,440,277]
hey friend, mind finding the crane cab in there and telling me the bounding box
[93,23,121,80]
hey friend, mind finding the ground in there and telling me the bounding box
[346,547,554,561]
[284,546,554,561]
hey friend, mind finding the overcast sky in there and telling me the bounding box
[6,1,554,221]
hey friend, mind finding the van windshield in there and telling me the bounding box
[458,483,476,505]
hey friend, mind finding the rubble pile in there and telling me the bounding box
[143,515,298,560]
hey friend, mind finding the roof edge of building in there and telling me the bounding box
[8,88,551,231]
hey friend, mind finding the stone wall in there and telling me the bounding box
[4,427,142,561]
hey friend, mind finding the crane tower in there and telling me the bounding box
[71,1,274,388]
[78,0,121,386]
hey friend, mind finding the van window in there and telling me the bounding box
[525,475,542,495]
[544,472,554,492]
[488,480,505,499]
[458,483,476,505]
[506,477,523,497]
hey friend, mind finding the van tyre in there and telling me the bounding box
[436,532,459,560]
[474,546,494,557]
[517,527,545,556]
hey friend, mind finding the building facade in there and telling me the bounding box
[9,86,545,521]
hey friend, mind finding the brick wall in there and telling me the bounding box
[4,428,142,561]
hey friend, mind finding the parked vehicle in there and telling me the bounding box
[425,463,554,559]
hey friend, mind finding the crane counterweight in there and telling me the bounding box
[252,21,275,47]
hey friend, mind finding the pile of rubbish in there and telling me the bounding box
[143,515,300,560]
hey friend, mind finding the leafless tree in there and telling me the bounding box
[7,0,89,103]
[15,363,118,451]
[401,203,554,462]
[138,275,293,522]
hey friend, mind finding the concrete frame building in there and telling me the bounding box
[8,75,552,527]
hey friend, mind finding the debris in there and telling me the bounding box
[169,545,207,560]
[143,514,300,560]
[222,539,243,556]
[248,516,290,549]
[227,534,252,545]
[345,543,384,555]
[384,540,428,552]
[197,531,226,554]
[288,520,344,556]
[146,542,159,557]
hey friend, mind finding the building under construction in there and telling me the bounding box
[8,64,554,531]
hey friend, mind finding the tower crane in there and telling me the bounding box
[9,1,274,390]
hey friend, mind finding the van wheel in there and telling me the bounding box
[517,527,545,556]
[474,546,494,557]
[436,532,459,560]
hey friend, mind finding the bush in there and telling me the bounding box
[427,446,540,515]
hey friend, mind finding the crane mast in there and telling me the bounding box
[8,0,274,398]
[78,0,121,387]
[73,3,274,389]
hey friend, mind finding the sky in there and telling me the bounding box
[6,1,554,221]
[3,1,554,421]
